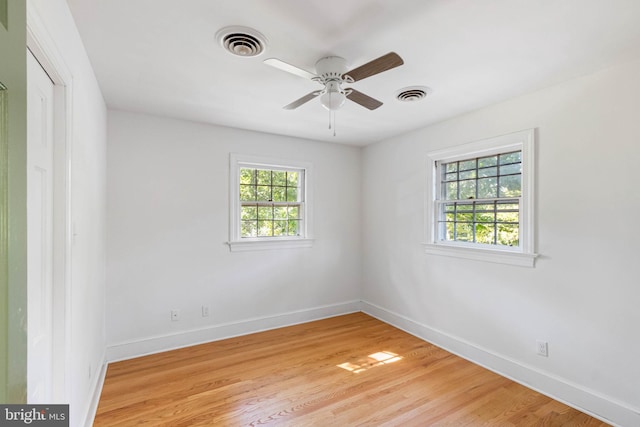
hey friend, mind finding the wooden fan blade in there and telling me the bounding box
[344,52,404,82]
[283,91,320,110]
[346,89,383,110]
[264,58,317,80]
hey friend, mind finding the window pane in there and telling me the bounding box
[459,180,476,199]
[257,220,273,237]
[240,185,256,201]
[240,169,255,185]
[445,222,455,241]
[474,202,494,212]
[475,223,495,244]
[475,211,495,223]
[499,163,521,175]
[272,171,286,186]
[258,206,272,220]
[459,159,476,171]
[288,206,299,219]
[286,187,298,202]
[477,177,497,198]
[478,167,497,177]
[444,204,455,212]
[497,202,519,211]
[500,151,521,164]
[498,224,519,246]
[499,175,521,197]
[274,206,288,220]
[241,206,257,220]
[272,186,286,202]
[273,220,287,236]
[256,185,271,201]
[459,170,476,180]
[478,156,497,168]
[241,220,257,237]
[445,162,457,173]
[287,219,299,236]
[497,211,518,223]
[456,222,473,242]
[257,170,271,185]
[457,204,473,211]
[445,213,455,222]
[287,172,299,186]
[445,172,457,182]
[456,212,473,223]
[444,182,457,200]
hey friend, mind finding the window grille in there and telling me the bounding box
[436,151,522,247]
[239,167,304,238]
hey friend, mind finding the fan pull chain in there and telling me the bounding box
[333,111,337,137]
[328,110,337,136]
[326,91,337,136]
[328,91,333,130]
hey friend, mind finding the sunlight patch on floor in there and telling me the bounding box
[337,351,403,374]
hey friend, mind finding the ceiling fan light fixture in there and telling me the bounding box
[320,90,346,111]
[216,26,267,57]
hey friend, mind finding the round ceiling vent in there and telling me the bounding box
[396,86,433,102]
[216,26,267,57]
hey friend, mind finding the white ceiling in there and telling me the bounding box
[66,0,640,146]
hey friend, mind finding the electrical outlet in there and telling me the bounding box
[202,305,210,317]
[171,309,180,321]
[536,340,548,357]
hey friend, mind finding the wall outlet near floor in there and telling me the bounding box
[171,309,180,321]
[201,305,210,317]
[536,340,548,357]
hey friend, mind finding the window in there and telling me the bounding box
[229,154,313,252]
[239,168,303,238]
[439,151,521,246]
[424,129,536,267]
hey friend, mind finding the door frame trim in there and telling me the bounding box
[26,8,74,404]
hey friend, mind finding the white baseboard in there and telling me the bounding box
[361,300,639,427]
[106,300,362,362]
[82,360,107,427]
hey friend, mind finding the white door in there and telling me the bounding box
[27,49,55,403]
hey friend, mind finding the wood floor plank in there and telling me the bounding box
[94,313,610,426]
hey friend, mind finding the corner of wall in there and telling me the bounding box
[361,301,640,427]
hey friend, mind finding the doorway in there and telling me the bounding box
[26,47,70,404]
[26,49,55,403]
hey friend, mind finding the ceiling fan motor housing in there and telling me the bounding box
[315,56,348,82]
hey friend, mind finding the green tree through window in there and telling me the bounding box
[239,167,303,238]
[438,151,522,247]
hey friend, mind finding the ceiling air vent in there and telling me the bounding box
[217,26,267,57]
[396,86,432,102]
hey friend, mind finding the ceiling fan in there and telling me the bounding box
[264,52,404,112]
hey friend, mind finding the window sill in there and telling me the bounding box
[423,243,537,267]
[227,238,314,252]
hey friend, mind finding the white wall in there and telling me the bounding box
[362,58,640,426]
[106,111,362,359]
[27,1,107,425]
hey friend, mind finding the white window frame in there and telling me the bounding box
[424,129,537,267]
[228,153,314,252]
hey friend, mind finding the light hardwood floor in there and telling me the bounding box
[94,312,609,426]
